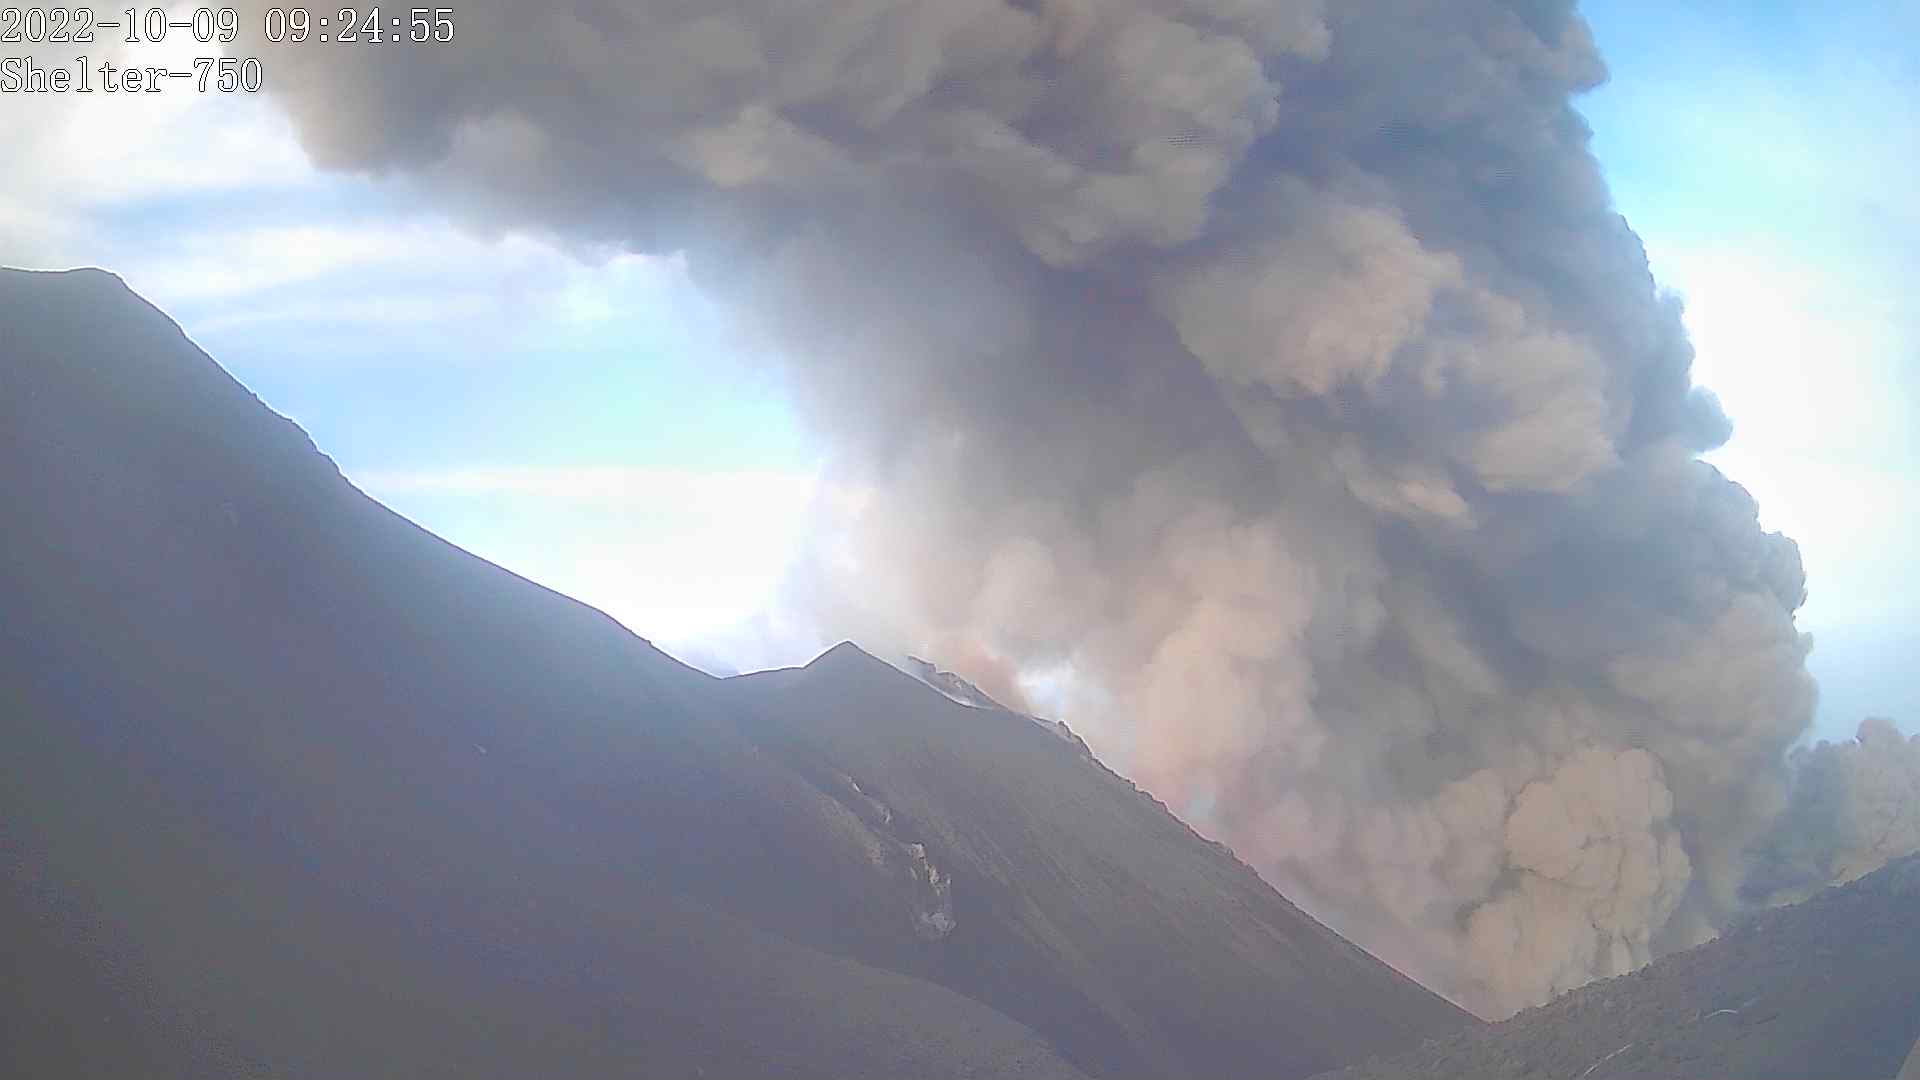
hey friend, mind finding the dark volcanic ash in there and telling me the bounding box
[230,0,1912,1015]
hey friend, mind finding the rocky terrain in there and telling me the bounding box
[0,265,1470,1078]
[723,644,1472,1078]
[1319,855,1920,1080]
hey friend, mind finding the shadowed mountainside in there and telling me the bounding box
[723,647,1467,1079]
[1318,854,1920,1080]
[0,267,1470,1079]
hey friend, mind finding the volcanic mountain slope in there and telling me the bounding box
[724,647,1468,1079]
[0,267,1471,1079]
[1317,854,1920,1080]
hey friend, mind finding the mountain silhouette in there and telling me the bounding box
[0,267,1471,1079]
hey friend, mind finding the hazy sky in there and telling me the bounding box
[2,0,1912,741]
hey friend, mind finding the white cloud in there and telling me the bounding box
[1662,243,1905,461]
[117,224,450,303]
[1658,238,1918,645]
[83,214,696,360]
[356,466,817,511]
[184,291,506,334]
[352,466,823,643]
[0,5,314,264]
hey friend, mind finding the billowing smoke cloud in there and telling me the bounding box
[228,0,1911,1016]
[1744,719,1920,906]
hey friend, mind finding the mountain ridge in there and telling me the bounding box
[17,265,1911,1080]
[1316,854,1920,1080]
[1,265,1470,1078]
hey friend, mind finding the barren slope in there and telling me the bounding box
[725,646,1470,1078]
[1319,855,1920,1080]
[1,267,1472,1078]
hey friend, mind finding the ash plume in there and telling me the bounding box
[1744,719,1920,906]
[228,0,1911,1016]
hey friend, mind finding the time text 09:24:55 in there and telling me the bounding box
[0,7,454,45]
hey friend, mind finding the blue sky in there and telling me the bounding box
[1577,0,1919,737]
[2,1,1912,740]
